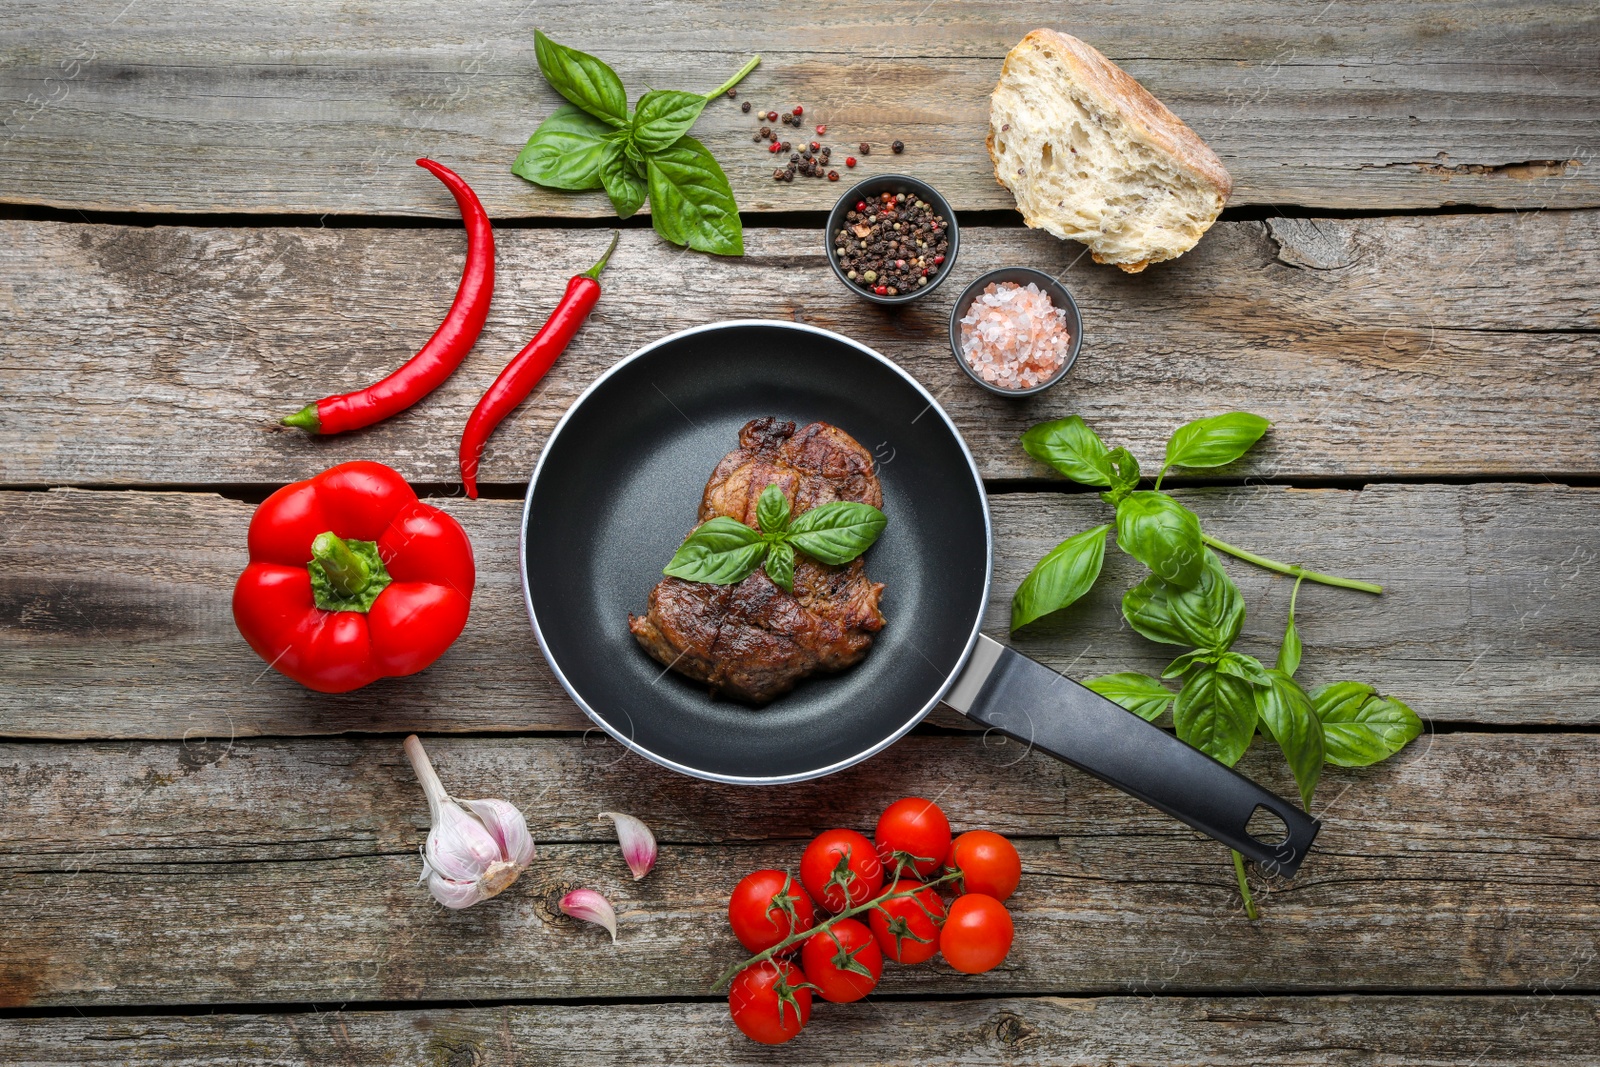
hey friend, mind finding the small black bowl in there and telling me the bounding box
[948,267,1084,398]
[825,174,960,306]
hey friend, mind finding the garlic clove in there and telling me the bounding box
[425,869,488,910]
[426,801,506,884]
[598,811,657,880]
[463,798,536,870]
[560,888,618,942]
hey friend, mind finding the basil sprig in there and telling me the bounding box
[664,485,886,592]
[1017,412,1423,917]
[513,32,757,257]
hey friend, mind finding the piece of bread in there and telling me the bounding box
[987,29,1232,273]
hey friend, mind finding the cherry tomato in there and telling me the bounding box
[800,828,884,913]
[874,796,952,879]
[800,918,883,1003]
[728,959,813,1045]
[868,878,947,964]
[728,870,816,954]
[940,893,1014,974]
[948,830,1021,901]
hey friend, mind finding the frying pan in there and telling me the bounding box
[521,321,1319,875]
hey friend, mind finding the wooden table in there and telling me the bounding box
[3,2,1597,1062]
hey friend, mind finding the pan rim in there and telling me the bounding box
[519,318,993,786]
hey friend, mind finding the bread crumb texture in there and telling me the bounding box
[988,29,1232,273]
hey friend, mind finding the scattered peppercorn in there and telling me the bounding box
[834,190,950,298]
[760,126,771,138]
[828,170,839,181]
[727,88,738,99]
[859,142,870,155]
[845,156,857,168]
[816,124,827,134]
[809,141,820,153]
[773,167,785,181]
[767,110,778,121]
[781,141,792,151]
[769,142,781,153]
[792,105,803,116]
[892,140,905,154]
[742,101,752,113]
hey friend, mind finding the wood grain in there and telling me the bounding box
[2,214,1596,489]
[2,996,1596,1065]
[2,2,1596,216]
[3,482,1596,739]
[0,731,1594,1006]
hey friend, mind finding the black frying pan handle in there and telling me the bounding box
[959,643,1319,876]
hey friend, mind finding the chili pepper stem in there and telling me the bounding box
[281,405,321,433]
[704,55,761,101]
[709,869,961,992]
[1201,533,1383,595]
[312,532,373,598]
[582,231,622,280]
[1232,850,1259,920]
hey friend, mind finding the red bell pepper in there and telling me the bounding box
[233,462,474,693]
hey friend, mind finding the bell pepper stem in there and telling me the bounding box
[312,532,373,598]
[581,231,622,280]
[281,404,321,433]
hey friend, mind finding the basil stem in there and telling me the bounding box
[1201,533,1383,595]
[704,54,761,100]
[1232,850,1258,920]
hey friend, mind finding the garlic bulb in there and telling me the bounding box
[599,811,658,880]
[404,735,535,910]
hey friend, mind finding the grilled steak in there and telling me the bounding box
[629,418,886,703]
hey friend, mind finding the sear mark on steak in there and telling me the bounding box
[629,417,886,704]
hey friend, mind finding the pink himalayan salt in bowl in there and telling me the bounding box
[948,267,1083,398]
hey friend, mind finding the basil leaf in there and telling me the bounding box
[1173,664,1259,767]
[631,89,709,153]
[1312,682,1424,767]
[1020,416,1114,486]
[1084,672,1174,722]
[756,484,791,535]
[1161,648,1218,679]
[1216,650,1271,688]
[1116,491,1205,588]
[511,104,614,190]
[646,136,744,256]
[599,142,648,217]
[764,540,795,593]
[534,30,629,126]
[663,516,767,584]
[1164,412,1270,470]
[1254,669,1324,808]
[1010,524,1111,631]
[1122,549,1244,650]
[788,501,887,565]
[1277,575,1305,676]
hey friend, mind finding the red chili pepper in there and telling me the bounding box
[458,232,618,499]
[232,462,475,692]
[282,159,494,434]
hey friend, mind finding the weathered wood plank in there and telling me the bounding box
[0,732,1594,1007]
[3,482,1596,739]
[2,996,1596,1065]
[2,214,1596,488]
[2,1,1596,215]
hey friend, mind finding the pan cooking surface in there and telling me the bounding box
[521,322,990,783]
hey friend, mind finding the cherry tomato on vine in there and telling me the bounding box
[940,892,1014,974]
[728,869,817,954]
[867,878,947,964]
[947,830,1021,901]
[800,828,884,913]
[799,918,883,1003]
[728,959,814,1045]
[874,796,952,879]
